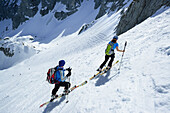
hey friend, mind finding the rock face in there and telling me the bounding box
[0,0,18,21]
[0,0,130,30]
[116,0,170,36]
[78,21,95,35]
[77,0,132,35]
[1,0,169,36]
[40,0,57,16]
[95,0,130,19]
[0,47,14,57]
[12,0,40,29]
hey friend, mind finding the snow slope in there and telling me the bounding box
[0,0,100,43]
[0,6,170,113]
[0,0,99,69]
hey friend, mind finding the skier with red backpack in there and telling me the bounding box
[47,60,72,100]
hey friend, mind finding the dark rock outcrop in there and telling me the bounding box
[54,10,78,20]
[12,0,40,29]
[95,1,109,20]
[40,0,57,16]
[78,21,95,35]
[95,0,131,20]
[78,0,131,34]
[58,0,82,10]
[0,0,130,30]
[0,0,18,21]
[116,0,170,36]
[0,47,14,57]
[54,0,81,20]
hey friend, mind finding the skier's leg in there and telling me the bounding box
[99,55,109,69]
[52,84,60,95]
[108,53,115,67]
[59,82,71,94]
[59,82,71,90]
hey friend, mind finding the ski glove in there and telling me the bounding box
[66,67,72,77]
[66,71,71,77]
[66,67,72,72]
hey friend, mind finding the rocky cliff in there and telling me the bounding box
[0,0,130,30]
[116,0,170,35]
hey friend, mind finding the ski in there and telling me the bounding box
[101,60,119,74]
[90,60,119,80]
[90,66,108,80]
[39,81,87,108]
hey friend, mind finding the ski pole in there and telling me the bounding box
[118,41,127,71]
[66,77,70,103]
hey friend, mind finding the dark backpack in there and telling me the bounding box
[46,66,59,84]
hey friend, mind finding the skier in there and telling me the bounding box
[97,36,125,71]
[51,60,72,99]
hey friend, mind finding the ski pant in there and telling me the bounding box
[99,53,115,69]
[52,82,71,95]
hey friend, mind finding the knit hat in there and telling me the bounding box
[59,60,65,67]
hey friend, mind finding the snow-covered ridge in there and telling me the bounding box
[0,33,47,70]
[0,0,133,38]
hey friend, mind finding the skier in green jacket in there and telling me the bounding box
[97,36,125,71]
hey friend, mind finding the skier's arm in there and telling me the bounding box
[60,72,71,81]
[61,68,71,81]
[66,71,71,77]
[60,73,70,81]
[66,68,71,77]
[61,76,67,81]
[116,46,125,52]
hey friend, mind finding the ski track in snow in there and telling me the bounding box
[0,5,170,113]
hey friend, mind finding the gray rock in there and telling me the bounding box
[12,0,40,29]
[40,0,57,16]
[95,0,131,20]
[0,0,18,21]
[95,1,108,20]
[59,0,82,10]
[116,0,170,35]
[54,10,78,20]
[53,0,81,20]
[0,47,14,57]
[0,0,129,30]
[78,21,95,35]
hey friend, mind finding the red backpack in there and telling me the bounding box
[46,67,59,84]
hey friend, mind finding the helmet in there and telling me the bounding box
[113,36,118,40]
[59,60,65,67]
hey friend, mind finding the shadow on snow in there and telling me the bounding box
[95,70,119,86]
[42,96,66,113]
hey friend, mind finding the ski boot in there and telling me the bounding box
[50,94,58,102]
[105,66,111,73]
[106,66,111,70]
[96,67,102,72]
[63,89,70,95]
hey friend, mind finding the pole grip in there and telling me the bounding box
[124,41,127,51]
